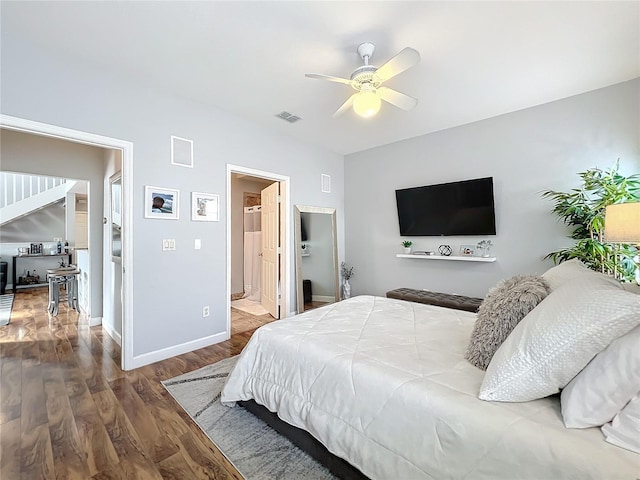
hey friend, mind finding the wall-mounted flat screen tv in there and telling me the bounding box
[395,177,496,236]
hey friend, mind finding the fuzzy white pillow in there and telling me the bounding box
[465,275,550,370]
[602,392,640,454]
[561,324,640,428]
[479,273,640,402]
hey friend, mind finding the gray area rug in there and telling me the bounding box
[162,356,335,480]
[0,294,14,326]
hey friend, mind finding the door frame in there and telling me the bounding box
[0,114,135,371]
[226,164,291,335]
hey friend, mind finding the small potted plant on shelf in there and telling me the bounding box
[402,240,413,254]
[476,240,493,257]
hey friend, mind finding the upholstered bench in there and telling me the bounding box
[386,288,483,313]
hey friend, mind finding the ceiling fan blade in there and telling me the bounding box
[332,93,357,118]
[305,73,352,85]
[374,47,420,83]
[378,87,418,111]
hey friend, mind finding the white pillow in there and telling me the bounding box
[601,392,640,454]
[561,325,640,428]
[541,258,613,291]
[479,273,640,402]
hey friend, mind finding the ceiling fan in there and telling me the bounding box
[305,42,420,119]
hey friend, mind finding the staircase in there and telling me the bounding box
[0,173,76,226]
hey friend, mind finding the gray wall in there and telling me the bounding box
[1,36,344,362]
[0,202,65,243]
[345,79,640,298]
[0,201,66,288]
[0,130,106,320]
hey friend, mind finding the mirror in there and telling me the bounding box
[294,205,339,313]
[110,172,122,261]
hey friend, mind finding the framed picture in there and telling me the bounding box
[191,192,220,222]
[145,186,179,220]
[171,135,194,168]
[459,244,476,256]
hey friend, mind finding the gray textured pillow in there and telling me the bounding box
[465,275,551,370]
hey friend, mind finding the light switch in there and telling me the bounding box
[194,239,201,250]
[162,239,176,251]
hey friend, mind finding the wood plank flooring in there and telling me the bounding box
[0,288,271,479]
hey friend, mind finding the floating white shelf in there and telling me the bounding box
[396,253,497,263]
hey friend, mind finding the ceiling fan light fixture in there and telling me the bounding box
[353,90,381,118]
[306,42,420,118]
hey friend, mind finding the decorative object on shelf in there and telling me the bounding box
[18,271,40,285]
[476,240,493,258]
[30,243,43,254]
[438,244,452,256]
[460,245,475,256]
[401,240,413,254]
[542,161,639,282]
[191,192,220,222]
[145,186,180,220]
[340,261,354,300]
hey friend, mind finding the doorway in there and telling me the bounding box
[226,165,291,337]
[0,114,134,370]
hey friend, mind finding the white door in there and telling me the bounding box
[261,182,280,318]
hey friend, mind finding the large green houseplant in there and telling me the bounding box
[542,161,640,282]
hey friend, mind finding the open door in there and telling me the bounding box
[261,182,280,318]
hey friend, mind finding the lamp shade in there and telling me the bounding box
[605,202,640,243]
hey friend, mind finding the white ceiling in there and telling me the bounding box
[2,1,638,155]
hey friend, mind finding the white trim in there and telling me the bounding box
[0,114,135,371]
[89,316,103,327]
[130,332,227,369]
[102,320,122,347]
[312,295,336,303]
[226,164,291,338]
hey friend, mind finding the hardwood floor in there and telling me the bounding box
[0,287,272,479]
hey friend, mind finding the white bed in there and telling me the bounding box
[221,295,639,479]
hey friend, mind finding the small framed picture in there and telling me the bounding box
[191,192,220,222]
[171,136,194,168]
[145,186,179,220]
[459,245,476,256]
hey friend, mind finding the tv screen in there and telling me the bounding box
[395,177,496,236]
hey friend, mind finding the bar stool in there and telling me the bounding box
[47,267,80,316]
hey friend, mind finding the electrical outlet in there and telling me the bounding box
[202,305,210,317]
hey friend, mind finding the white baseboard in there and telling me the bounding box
[312,295,336,303]
[129,331,228,369]
[89,316,102,327]
[102,321,122,346]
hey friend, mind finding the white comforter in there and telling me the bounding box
[221,296,639,479]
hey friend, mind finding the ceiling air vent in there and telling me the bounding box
[275,111,302,123]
